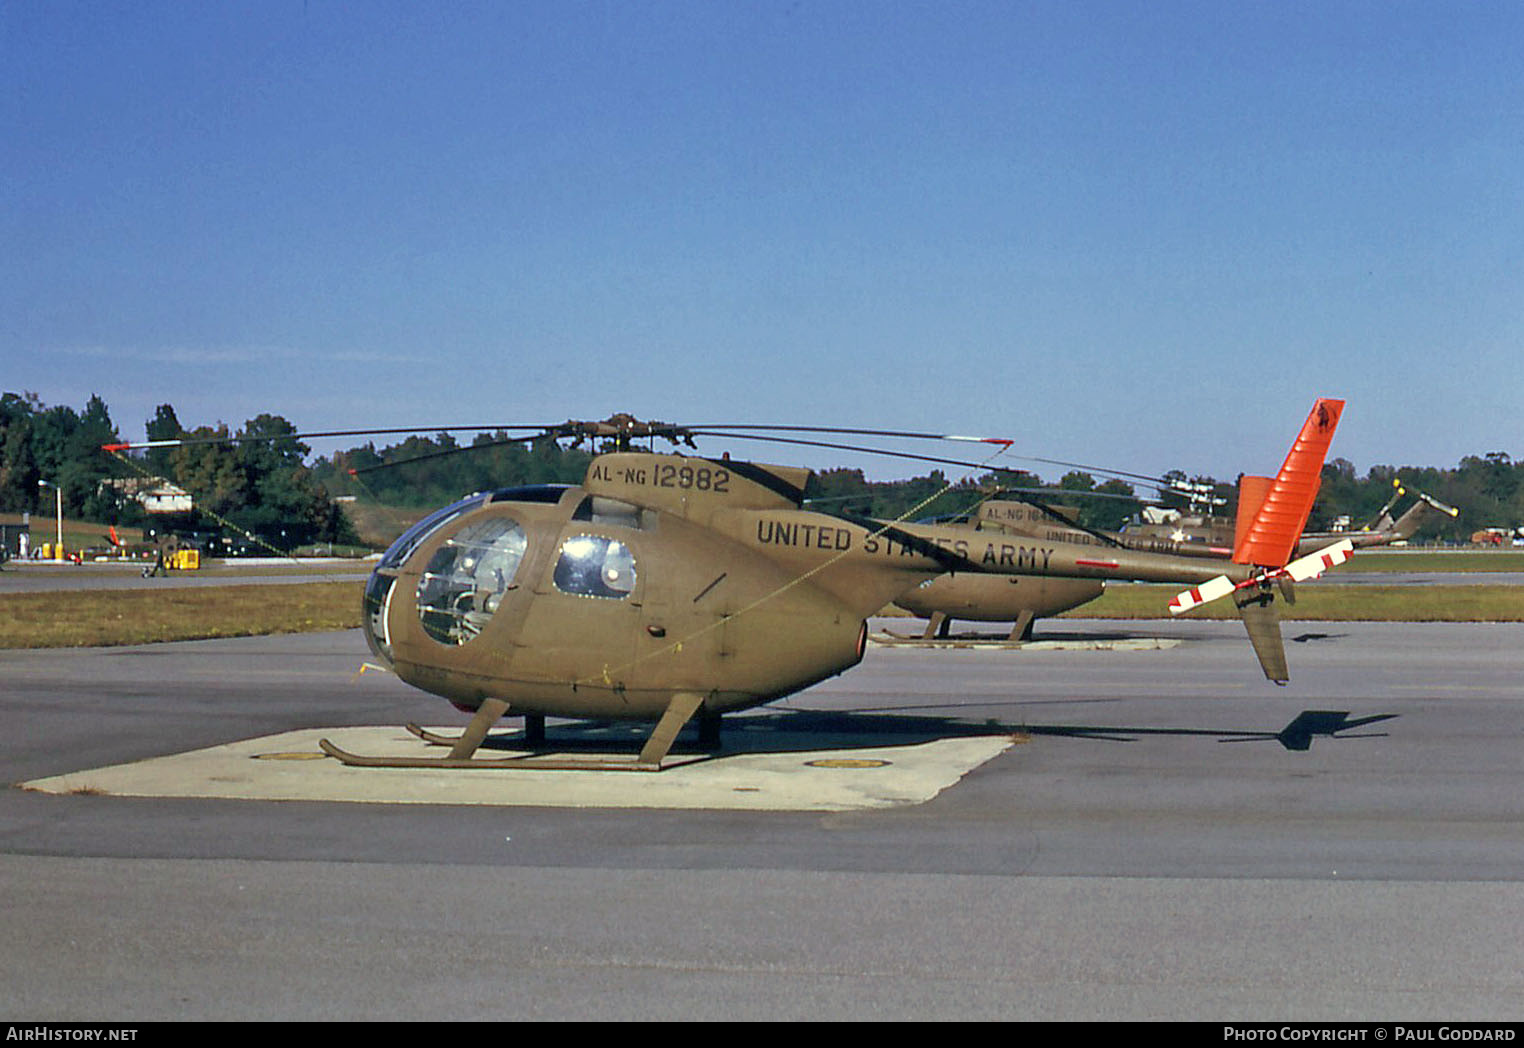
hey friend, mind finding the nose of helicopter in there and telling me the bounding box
[361,568,398,668]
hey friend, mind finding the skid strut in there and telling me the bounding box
[318,693,709,772]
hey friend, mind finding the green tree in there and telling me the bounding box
[144,404,186,477]
[0,393,41,512]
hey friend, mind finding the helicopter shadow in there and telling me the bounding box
[460,709,1023,760]
[464,704,1395,758]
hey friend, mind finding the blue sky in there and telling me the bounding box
[4,1,1520,486]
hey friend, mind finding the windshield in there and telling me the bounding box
[416,517,529,645]
[377,494,489,571]
[363,494,490,662]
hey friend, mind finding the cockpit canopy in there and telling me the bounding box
[362,484,652,663]
[363,486,570,662]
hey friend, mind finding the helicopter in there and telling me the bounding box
[1117,478,1456,556]
[892,494,1141,641]
[898,474,1452,640]
[105,399,1350,771]
[893,563,1104,642]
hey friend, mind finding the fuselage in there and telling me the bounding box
[362,455,1252,722]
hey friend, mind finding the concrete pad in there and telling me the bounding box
[19,727,1016,811]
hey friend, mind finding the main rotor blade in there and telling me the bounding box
[346,432,549,476]
[686,429,1168,494]
[691,423,1016,446]
[687,424,1173,487]
[103,414,1197,505]
[102,424,552,453]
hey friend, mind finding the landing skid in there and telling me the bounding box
[917,611,1033,643]
[319,692,709,773]
[317,737,678,772]
[404,712,544,748]
[405,723,464,746]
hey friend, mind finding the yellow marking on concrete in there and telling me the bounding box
[20,728,1014,812]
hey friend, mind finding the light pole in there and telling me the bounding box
[38,480,63,562]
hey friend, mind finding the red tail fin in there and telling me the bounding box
[1233,475,1273,555]
[1232,398,1344,567]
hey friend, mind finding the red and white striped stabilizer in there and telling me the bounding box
[1168,575,1236,615]
[1169,539,1354,616]
[1282,538,1355,582]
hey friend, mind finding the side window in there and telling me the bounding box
[416,517,528,645]
[553,535,637,599]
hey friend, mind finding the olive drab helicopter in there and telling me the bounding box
[899,469,1452,641]
[1116,478,1456,556]
[895,570,1105,642]
[894,499,1137,641]
[105,400,1352,771]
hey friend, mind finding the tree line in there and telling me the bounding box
[2,391,1519,548]
[0,394,353,548]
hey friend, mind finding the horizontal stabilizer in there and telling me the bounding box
[1171,538,1353,615]
[1283,539,1354,581]
[1168,575,1234,615]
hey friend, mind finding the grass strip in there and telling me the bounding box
[1327,550,1524,573]
[4,579,1522,651]
[1069,583,1524,622]
[0,581,364,649]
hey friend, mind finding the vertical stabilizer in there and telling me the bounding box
[1232,399,1344,567]
[1233,475,1273,555]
